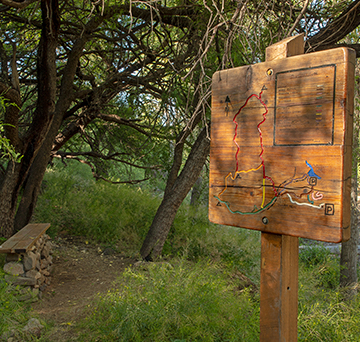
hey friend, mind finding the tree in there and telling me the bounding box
[140,0,360,261]
[1,0,359,272]
[0,0,208,236]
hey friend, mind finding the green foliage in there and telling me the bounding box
[298,266,360,342]
[0,267,29,338]
[34,161,161,252]
[0,123,22,163]
[32,165,360,341]
[299,245,331,268]
[165,206,261,279]
[0,96,22,164]
[299,245,340,289]
[78,259,260,342]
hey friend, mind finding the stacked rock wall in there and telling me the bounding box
[2,234,53,300]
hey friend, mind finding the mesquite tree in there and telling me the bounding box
[0,0,208,236]
[0,1,359,281]
[140,0,360,262]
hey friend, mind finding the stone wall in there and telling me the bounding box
[2,234,53,301]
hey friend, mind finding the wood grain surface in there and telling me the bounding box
[209,47,355,242]
[0,223,51,253]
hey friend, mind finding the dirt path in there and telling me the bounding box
[32,236,136,341]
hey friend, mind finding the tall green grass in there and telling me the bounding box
[76,250,360,342]
[35,161,262,279]
[34,162,160,252]
[31,161,360,342]
[0,264,31,338]
[78,259,260,342]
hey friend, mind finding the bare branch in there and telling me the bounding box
[53,150,160,170]
[0,0,38,10]
[306,0,360,52]
[287,0,309,37]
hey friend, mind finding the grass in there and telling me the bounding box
[0,259,33,339]
[1,160,360,341]
[78,259,260,342]
[34,161,161,254]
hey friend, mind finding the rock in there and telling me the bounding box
[36,260,41,271]
[23,252,37,271]
[103,247,116,255]
[44,276,51,285]
[32,288,40,297]
[5,253,21,262]
[16,287,41,302]
[41,245,50,259]
[0,329,15,341]
[35,237,43,249]
[25,270,41,280]
[3,262,24,276]
[41,269,50,277]
[40,259,50,269]
[133,261,148,269]
[22,318,44,338]
[5,275,36,286]
[17,291,33,302]
[36,274,46,286]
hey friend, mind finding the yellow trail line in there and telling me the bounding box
[261,178,266,208]
[218,164,263,197]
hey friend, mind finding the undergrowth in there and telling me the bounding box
[0,262,32,339]
[0,161,358,341]
[78,259,260,342]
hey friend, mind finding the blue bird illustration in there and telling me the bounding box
[306,161,321,180]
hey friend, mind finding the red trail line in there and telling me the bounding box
[232,90,278,197]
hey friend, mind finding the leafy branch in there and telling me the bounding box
[0,95,22,164]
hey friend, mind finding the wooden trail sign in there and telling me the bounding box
[209,43,355,243]
[209,34,355,341]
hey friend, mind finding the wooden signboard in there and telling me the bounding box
[209,47,355,243]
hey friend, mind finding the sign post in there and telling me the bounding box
[209,34,355,341]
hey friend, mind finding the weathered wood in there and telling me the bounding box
[260,233,299,341]
[259,35,302,342]
[0,223,51,253]
[209,42,355,242]
[266,34,304,61]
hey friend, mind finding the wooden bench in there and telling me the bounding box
[0,223,51,254]
[0,223,52,298]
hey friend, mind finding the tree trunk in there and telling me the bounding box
[140,126,210,260]
[14,137,53,232]
[339,56,360,297]
[340,181,358,296]
[340,170,359,294]
[190,174,203,206]
[0,163,23,237]
[0,0,59,237]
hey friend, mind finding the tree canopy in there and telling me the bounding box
[0,0,359,249]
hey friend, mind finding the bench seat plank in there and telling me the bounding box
[0,223,51,253]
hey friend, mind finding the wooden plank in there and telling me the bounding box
[265,33,304,61]
[260,233,298,341]
[260,233,281,340]
[259,35,301,342]
[209,45,355,242]
[0,223,51,253]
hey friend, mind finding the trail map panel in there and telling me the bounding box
[209,48,355,242]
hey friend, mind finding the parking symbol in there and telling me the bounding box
[325,204,334,216]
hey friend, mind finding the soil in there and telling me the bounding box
[31,236,136,341]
